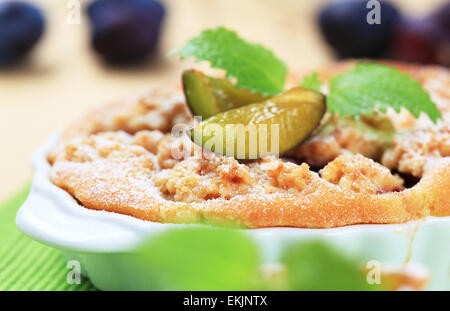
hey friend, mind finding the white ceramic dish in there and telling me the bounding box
[16,134,450,290]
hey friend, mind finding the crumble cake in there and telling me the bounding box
[47,61,450,228]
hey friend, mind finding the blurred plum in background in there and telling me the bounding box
[318,0,400,58]
[433,2,450,30]
[87,0,166,64]
[0,1,45,66]
[318,0,450,67]
[390,2,450,66]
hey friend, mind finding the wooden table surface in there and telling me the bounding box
[0,0,445,200]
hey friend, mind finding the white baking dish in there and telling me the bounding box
[16,134,450,290]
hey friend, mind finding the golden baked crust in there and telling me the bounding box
[48,61,450,228]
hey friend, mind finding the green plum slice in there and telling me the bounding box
[191,87,326,159]
[182,69,269,119]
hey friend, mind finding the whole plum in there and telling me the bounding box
[390,2,449,66]
[318,0,400,58]
[87,0,166,64]
[0,1,45,66]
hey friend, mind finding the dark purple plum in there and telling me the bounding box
[432,2,450,30]
[318,0,400,58]
[87,0,166,64]
[390,3,449,66]
[0,1,45,66]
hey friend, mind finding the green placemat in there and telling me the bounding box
[0,186,96,291]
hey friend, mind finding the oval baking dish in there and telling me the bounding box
[16,134,450,290]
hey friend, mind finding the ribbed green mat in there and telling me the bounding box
[0,186,96,291]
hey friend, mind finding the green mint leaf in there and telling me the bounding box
[281,240,381,291]
[170,27,287,95]
[118,227,263,290]
[327,63,441,123]
[300,72,321,92]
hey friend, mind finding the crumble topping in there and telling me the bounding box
[320,154,404,194]
[154,147,253,203]
[287,61,450,169]
[382,125,450,177]
[262,158,314,192]
[47,87,191,164]
[287,117,391,167]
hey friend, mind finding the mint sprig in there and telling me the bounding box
[300,72,321,92]
[123,227,262,290]
[327,63,441,123]
[118,227,378,290]
[170,27,287,95]
[282,240,380,291]
[173,28,440,123]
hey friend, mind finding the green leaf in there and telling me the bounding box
[170,27,287,95]
[118,227,263,290]
[300,72,321,92]
[281,240,381,291]
[327,63,441,123]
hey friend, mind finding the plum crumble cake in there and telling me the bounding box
[47,61,450,228]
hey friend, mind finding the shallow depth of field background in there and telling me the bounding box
[0,0,447,200]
